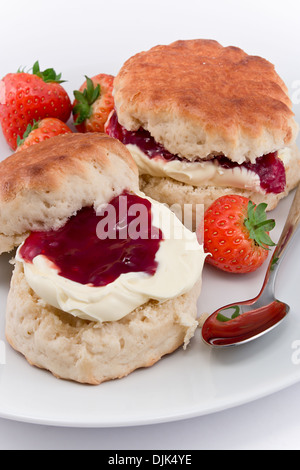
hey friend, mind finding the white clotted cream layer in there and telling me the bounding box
[127,144,293,192]
[16,192,205,323]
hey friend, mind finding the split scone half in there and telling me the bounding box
[1,133,205,384]
[107,39,300,227]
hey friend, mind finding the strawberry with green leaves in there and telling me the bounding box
[72,74,114,133]
[200,195,276,273]
[0,61,72,150]
[16,118,72,152]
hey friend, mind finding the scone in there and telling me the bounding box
[6,262,202,385]
[1,133,205,384]
[106,39,300,225]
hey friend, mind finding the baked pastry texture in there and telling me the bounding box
[108,39,300,218]
[3,132,204,384]
[0,132,138,255]
[6,262,200,384]
[114,39,297,162]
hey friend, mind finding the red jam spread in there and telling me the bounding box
[202,300,288,346]
[106,110,176,161]
[106,111,286,194]
[19,192,163,287]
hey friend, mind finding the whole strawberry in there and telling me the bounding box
[72,74,114,133]
[0,61,72,150]
[16,118,72,152]
[200,195,276,273]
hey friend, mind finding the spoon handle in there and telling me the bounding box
[263,184,300,291]
[272,184,300,263]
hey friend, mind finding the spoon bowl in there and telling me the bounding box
[201,184,300,347]
[201,298,289,347]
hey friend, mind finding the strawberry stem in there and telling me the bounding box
[244,201,276,249]
[32,61,66,83]
[72,76,101,125]
[16,120,39,147]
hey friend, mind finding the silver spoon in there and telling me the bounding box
[201,184,300,347]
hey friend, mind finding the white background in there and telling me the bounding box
[0,0,300,450]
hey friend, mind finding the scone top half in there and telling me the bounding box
[113,39,297,162]
[0,133,138,254]
[108,39,300,207]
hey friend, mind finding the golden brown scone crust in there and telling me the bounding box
[0,133,139,254]
[0,132,137,203]
[114,39,298,163]
[6,262,201,385]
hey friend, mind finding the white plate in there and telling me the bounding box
[0,75,300,428]
[1,184,300,428]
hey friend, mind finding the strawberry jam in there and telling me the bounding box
[106,111,286,194]
[19,192,163,287]
[106,111,176,161]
